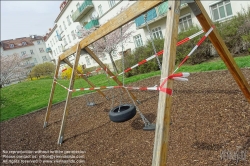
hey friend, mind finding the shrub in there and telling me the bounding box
[61,65,84,79]
[30,62,55,78]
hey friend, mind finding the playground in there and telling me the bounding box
[1,68,250,165]
[1,1,250,165]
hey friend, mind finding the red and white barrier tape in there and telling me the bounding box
[111,30,204,78]
[174,26,214,73]
[160,26,214,88]
[71,85,172,95]
[53,80,69,91]
[53,80,172,95]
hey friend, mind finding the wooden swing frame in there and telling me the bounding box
[44,1,250,165]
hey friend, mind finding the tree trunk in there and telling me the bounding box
[108,53,119,74]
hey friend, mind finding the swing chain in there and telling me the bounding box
[144,13,162,71]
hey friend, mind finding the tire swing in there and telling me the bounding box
[109,104,136,122]
[108,25,155,130]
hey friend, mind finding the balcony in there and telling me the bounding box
[25,63,35,68]
[84,19,99,30]
[72,0,94,22]
[135,1,168,28]
[46,47,52,53]
[22,54,32,60]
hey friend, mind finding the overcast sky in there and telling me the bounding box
[1,0,63,41]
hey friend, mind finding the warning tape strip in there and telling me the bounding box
[71,86,172,95]
[111,30,204,78]
[53,80,172,95]
[160,26,214,88]
[54,81,69,91]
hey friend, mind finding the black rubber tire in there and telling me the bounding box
[109,104,136,122]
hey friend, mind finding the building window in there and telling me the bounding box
[52,38,55,45]
[55,35,58,42]
[34,58,37,63]
[30,50,34,54]
[42,56,48,61]
[102,54,107,61]
[21,51,26,56]
[71,10,74,15]
[112,50,117,58]
[108,0,116,8]
[67,35,71,43]
[76,2,80,9]
[210,0,233,21]
[67,16,71,26]
[85,56,91,65]
[39,48,44,53]
[98,5,103,16]
[151,27,163,39]
[50,41,53,47]
[59,25,63,33]
[22,41,27,46]
[63,38,67,46]
[9,44,14,48]
[63,21,67,30]
[179,14,193,32]
[58,46,62,52]
[53,50,56,55]
[133,34,143,48]
[37,40,41,44]
[56,48,58,54]
[71,30,76,40]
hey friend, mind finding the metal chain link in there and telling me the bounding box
[120,26,151,126]
[144,13,162,71]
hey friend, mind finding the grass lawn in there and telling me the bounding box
[1,55,249,122]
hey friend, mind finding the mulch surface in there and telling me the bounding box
[1,69,250,166]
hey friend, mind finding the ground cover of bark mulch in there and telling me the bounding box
[1,69,250,166]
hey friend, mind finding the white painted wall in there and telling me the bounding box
[45,0,250,72]
[1,39,50,66]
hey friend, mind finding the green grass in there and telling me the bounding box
[1,55,249,122]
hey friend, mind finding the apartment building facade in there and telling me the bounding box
[44,0,250,70]
[1,35,51,65]
[0,35,51,84]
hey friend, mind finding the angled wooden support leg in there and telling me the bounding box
[152,1,180,165]
[44,57,61,128]
[57,43,81,145]
[63,58,108,100]
[84,47,140,103]
[189,0,250,102]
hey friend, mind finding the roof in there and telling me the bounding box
[1,35,44,50]
[55,0,72,23]
[44,24,58,42]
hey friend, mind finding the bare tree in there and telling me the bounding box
[73,4,134,74]
[0,53,27,88]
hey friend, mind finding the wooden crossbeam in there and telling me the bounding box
[59,0,162,61]
[63,57,108,100]
[44,56,61,128]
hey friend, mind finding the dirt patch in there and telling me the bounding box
[1,69,250,165]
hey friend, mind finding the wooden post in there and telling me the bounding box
[152,1,180,166]
[84,47,139,103]
[63,57,108,100]
[57,43,81,144]
[189,0,250,103]
[44,57,61,128]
